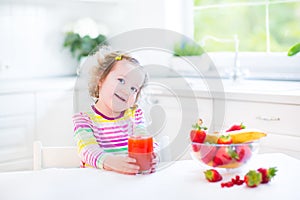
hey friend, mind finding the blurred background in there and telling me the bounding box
[0,0,299,171]
[0,0,299,79]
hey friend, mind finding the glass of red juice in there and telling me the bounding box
[128,135,153,174]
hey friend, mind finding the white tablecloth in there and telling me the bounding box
[0,153,299,200]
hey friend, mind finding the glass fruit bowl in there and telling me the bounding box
[190,142,259,171]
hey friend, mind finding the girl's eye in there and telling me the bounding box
[117,78,125,84]
[131,87,138,93]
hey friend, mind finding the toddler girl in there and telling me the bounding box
[73,48,158,175]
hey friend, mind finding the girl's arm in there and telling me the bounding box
[73,112,139,174]
[73,112,108,169]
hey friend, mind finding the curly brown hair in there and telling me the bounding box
[88,50,147,102]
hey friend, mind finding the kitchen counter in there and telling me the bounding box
[147,77,300,105]
[0,76,76,94]
[0,76,299,105]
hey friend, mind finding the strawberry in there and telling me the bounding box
[244,170,262,187]
[190,130,206,143]
[204,169,222,182]
[217,135,232,144]
[213,146,238,167]
[190,119,207,143]
[200,146,217,164]
[235,145,252,163]
[191,143,201,152]
[257,167,277,183]
[226,123,246,132]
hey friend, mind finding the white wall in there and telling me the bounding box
[0,0,192,79]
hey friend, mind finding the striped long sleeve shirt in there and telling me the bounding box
[73,105,157,169]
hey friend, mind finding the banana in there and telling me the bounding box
[204,132,219,144]
[229,129,267,144]
[204,129,267,144]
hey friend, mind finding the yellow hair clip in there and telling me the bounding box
[115,55,122,61]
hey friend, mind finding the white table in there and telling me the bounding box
[0,153,299,200]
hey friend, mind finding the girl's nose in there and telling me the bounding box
[118,84,131,95]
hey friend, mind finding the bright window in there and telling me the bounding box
[194,0,300,52]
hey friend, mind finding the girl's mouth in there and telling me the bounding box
[114,93,126,102]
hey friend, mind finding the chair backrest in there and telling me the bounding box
[158,136,172,162]
[33,141,81,170]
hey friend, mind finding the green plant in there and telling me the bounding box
[287,42,300,56]
[63,32,108,61]
[173,41,204,57]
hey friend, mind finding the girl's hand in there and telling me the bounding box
[103,155,140,175]
[149,152,160,174]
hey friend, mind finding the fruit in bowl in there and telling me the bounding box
[191,141,260,169]
[190,120,266,170]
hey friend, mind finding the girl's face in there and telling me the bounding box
[96,60,145,117]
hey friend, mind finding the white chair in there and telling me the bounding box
[158,136,172,162]
[33,141,81,170]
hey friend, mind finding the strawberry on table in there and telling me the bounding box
[204,169,223,182]
[190,119,207,143]
[226,123,246,132]
[217,135,233,144]
[257,167,278,183]
[244,170,262,187]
